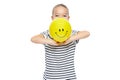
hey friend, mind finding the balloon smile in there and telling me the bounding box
[55,31,68,38]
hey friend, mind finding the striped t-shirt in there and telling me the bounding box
[41,30,79,80]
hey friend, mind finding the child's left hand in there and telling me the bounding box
[63,37,73,45]
[56,37,72,46]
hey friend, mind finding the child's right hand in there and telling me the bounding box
[31,34,67,46]
[46,39,59,46]
[46,39,68,46]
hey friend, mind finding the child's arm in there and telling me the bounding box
[64,31,90,44]
[31,31,90,45]
[31,34,58,45]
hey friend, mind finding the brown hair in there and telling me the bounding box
[52,4,69,15]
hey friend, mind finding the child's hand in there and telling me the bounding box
[63,37,73,45]
[46,36,73,46]
[46,39,58,46]
[46,39,66,46]
[55,37,73,46]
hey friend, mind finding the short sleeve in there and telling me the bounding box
[40,30,50,45]
[40,30,49,39]
[72,30,79,44]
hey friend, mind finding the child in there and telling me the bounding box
[31,4,90,80]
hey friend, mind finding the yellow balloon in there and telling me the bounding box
[49,18,72,42]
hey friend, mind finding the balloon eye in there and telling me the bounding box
[59,29,61,32]
[62,28,64,31]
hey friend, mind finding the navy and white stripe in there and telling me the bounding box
[41,30,79,80]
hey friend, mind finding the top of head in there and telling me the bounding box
[49,18,72,42]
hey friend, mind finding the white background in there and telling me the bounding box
[0,0,120,80]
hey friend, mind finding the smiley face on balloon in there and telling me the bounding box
[49,18,72,42]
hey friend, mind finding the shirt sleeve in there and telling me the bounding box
[72,30,79,44]
[40,30,50,45]
[40,30,49,39]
